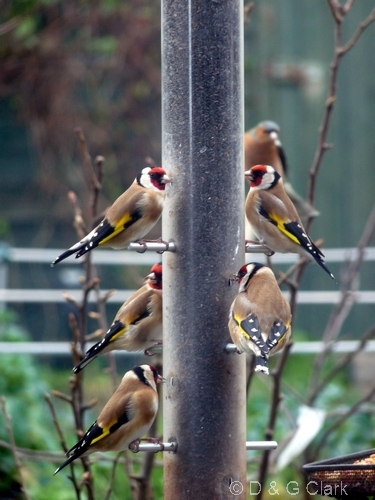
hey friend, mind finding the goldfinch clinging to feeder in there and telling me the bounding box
[51,167,171,266]
[228,263,292,375]
[245,164,335,281]
[54,364,162,475]
[244,121,319,219]
[73,262,163,373]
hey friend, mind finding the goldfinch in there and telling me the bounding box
[228,263,292,375]
[73,263,163,373]
[245,164,335,281]
[244,121,318,219]
[54,364,162,474]
[51,167,171,266]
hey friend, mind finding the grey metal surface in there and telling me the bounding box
[162,0,246,498]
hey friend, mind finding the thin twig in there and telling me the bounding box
[104,453,122,500]
[256,342,293,500]
[308,324,375,405]
[244,2,255,24]
[246,356,257,397]
[326,0,342,24]
[124,450,138,500]
[51,390,73,405]
[133,358,163,500]
[46,393,71,452]
[307,201,375,402]
[0,397,32,500]
[45,393,81,498]
[93,283,119,391]
[0,440,154,466]
[68,191,87,238]
[338,7,375,55]
[74,128,101,192]
[312,383,375,460]
[307,0,343,210]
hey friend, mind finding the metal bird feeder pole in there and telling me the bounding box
[162,1,247,499]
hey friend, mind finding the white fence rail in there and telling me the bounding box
[0,246,373,355]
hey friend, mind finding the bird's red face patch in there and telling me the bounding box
[148,262,162,290]
[236,264,248,283]
[149,167,169,190]
[149,365,163,384]
[247,165,267,187]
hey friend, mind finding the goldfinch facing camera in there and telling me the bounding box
[244,121,318,219]
[54,364,162,475]
[245,164,335,281]
[228,263,292,375]
[51,167,171,266]
[73,263,163,373]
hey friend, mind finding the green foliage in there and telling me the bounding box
[246,332,375,499]
[0,311,164,499]
[0,311,57,495]
[85,36,118,55]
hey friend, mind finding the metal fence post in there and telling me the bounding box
[162,1,246,498]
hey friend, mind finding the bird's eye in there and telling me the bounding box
[237,271,246,281]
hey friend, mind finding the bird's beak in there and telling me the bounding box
[157,374,166,384]
[144,272,156,283]
[269,131,279,141]
[162,174,172,184]
[228,273,240,285]
[244,170,254,182]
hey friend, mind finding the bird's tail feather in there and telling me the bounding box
[51,241,87,266]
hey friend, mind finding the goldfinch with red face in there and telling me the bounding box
[73,263,163,373]
[244,121,318,219]
[245,164,335,281]
[51,167,171,266]
[54,364,162,474]
[228,263,292,375]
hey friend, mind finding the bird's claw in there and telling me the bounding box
[245,239,261,245]
[135,240,148,253]
[144,341,163,357]
[144,347,156,357]
[128,439,141,452]
[128,437,163,453]
[228,273,239,285]
[156,237,169,254]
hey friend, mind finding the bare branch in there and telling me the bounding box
[308,324,375,405]
[246,356,257,397]
[45,393,81,498]
[307,201,375,402]
[68,191,87,239]
[63,292,81,309]
[313,383,375,459]
[339,7,375,55]
[326,0,343,24]
[0,397,32,500]
[94,156,105,186]
[257,342,293,499]
[244,2,255,24]
[342,0,355,15]
[51,390,73,405]
[104,453,122,500]
[81,398,99,412]
[74,127,101,192]
[45,393,70,453]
